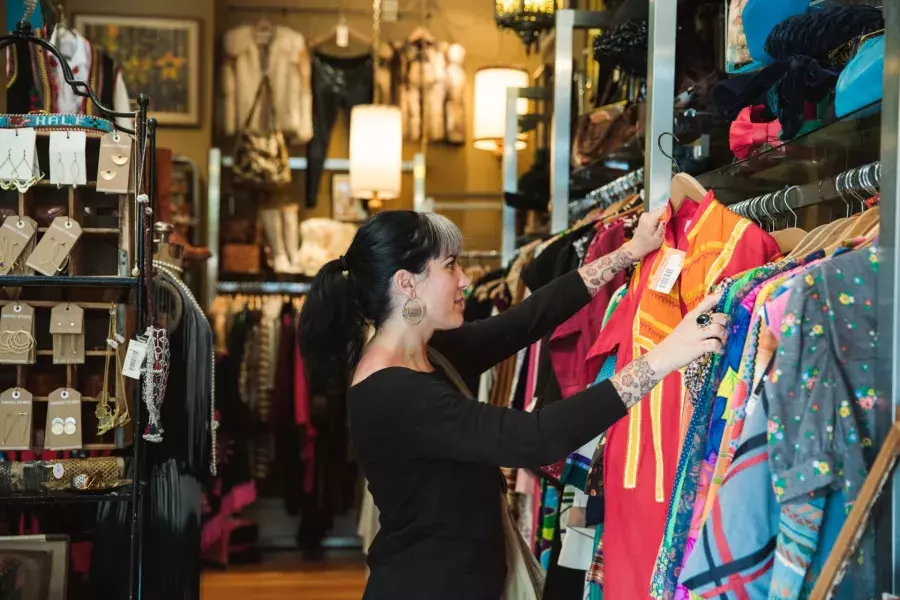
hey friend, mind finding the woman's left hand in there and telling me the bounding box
[626,209,666,260]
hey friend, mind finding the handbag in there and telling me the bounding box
[835,30,885,118]
[426,348,546,600]
[231,76,292,191]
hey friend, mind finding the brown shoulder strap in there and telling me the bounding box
[427,347,474,399]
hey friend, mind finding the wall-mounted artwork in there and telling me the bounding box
[75,15,201,126]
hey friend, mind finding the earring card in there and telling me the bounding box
[26,217,82,276]
[0,129,39,182]
[0,303,35,365]
[50,304,85,364]
[0,216,36,276]
[49,131,87,187]
[0,388,33,450]
[96,132,133,194]
[45,388,82,450]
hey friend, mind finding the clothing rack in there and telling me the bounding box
[217,281,311,295]
[569,168,645,217]
[226,3,421,19]
[728,162,881,220]
[459,250,502,260]
[0,17,155,600]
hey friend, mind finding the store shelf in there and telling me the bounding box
[0,275,138,289]
[217,280,311,295]
[37,227,120,235]
[696,102,882,203]
[33,396,120,403]
[0,487,132,505]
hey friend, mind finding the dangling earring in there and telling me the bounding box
[402,298,425,326]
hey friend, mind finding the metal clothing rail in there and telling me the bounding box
[727,162,881,219]
[570,168,645,216]
[226,3,420,18]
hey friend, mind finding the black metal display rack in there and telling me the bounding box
[0,17,157,599]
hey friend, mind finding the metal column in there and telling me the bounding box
[504,86,550,265]
[876,0,900,592]
[643,0,678,211]
[206,148,222,310]
[550,10,611,232]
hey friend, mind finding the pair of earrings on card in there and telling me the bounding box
[0,129,42,193]
[49,131,87,188]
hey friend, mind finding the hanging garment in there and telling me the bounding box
[305,52,374,207]
[221,25,313,143]
[5,28,130,129]
[680,246,879,599]
[379,35,466,144]
[585,191,779,600]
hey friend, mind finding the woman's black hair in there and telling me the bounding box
[299,210,462,391]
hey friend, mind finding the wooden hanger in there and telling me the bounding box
[658,133,707,212]
[766,189,807,254]
[407,26,435,44]
[669,173,708,211]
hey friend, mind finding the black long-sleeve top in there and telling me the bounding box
[348,270,628,600]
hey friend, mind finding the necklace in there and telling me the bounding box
[153,260,218,475]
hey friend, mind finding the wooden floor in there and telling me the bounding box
[201,553,367,600]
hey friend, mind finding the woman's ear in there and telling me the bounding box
[392,269,418,300]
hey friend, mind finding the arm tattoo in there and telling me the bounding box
[578,248,636,296]
[609,355,661,410]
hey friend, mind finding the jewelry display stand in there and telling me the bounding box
[0,17,156,600]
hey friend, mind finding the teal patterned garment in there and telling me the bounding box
[766,245,880,599]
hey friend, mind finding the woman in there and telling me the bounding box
[299,211,727,600]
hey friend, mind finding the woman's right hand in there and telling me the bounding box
[646,292,729,376]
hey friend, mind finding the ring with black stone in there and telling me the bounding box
[695,312,712,328]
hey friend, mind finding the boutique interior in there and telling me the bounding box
[1,0,900,598]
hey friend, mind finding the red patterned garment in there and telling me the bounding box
[585,191,779,599]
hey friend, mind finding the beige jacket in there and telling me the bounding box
[221,25,313,143]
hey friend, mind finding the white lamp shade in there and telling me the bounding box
[473,67,529,152]
[349,105,403,199]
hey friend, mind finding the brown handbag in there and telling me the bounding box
[231,76,292,191]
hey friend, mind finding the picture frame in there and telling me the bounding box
[73,15,201,127]
[0,534,69,600]
[331,174,369,223]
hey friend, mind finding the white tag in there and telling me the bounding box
[336,23,349,48]
[122,338,148,380]
[652,250,686,294]
[0,129,39,182]
[49,131,87,186]
[53,463,65,479]
[382,0,399,22]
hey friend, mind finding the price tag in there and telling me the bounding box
[122,338,148,380]
[650,249,686,295]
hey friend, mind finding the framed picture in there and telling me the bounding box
[0,535,69,600]
[331,174,369,222]
[74,15,201,127]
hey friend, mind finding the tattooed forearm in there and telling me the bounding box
[578,247,636,296]
[609,355,661,410]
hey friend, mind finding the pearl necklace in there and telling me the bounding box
[152,260,218,476]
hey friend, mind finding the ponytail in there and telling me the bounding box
[299,211,463,391]
[299,258,366,392]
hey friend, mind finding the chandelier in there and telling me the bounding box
[495,0,557,54]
